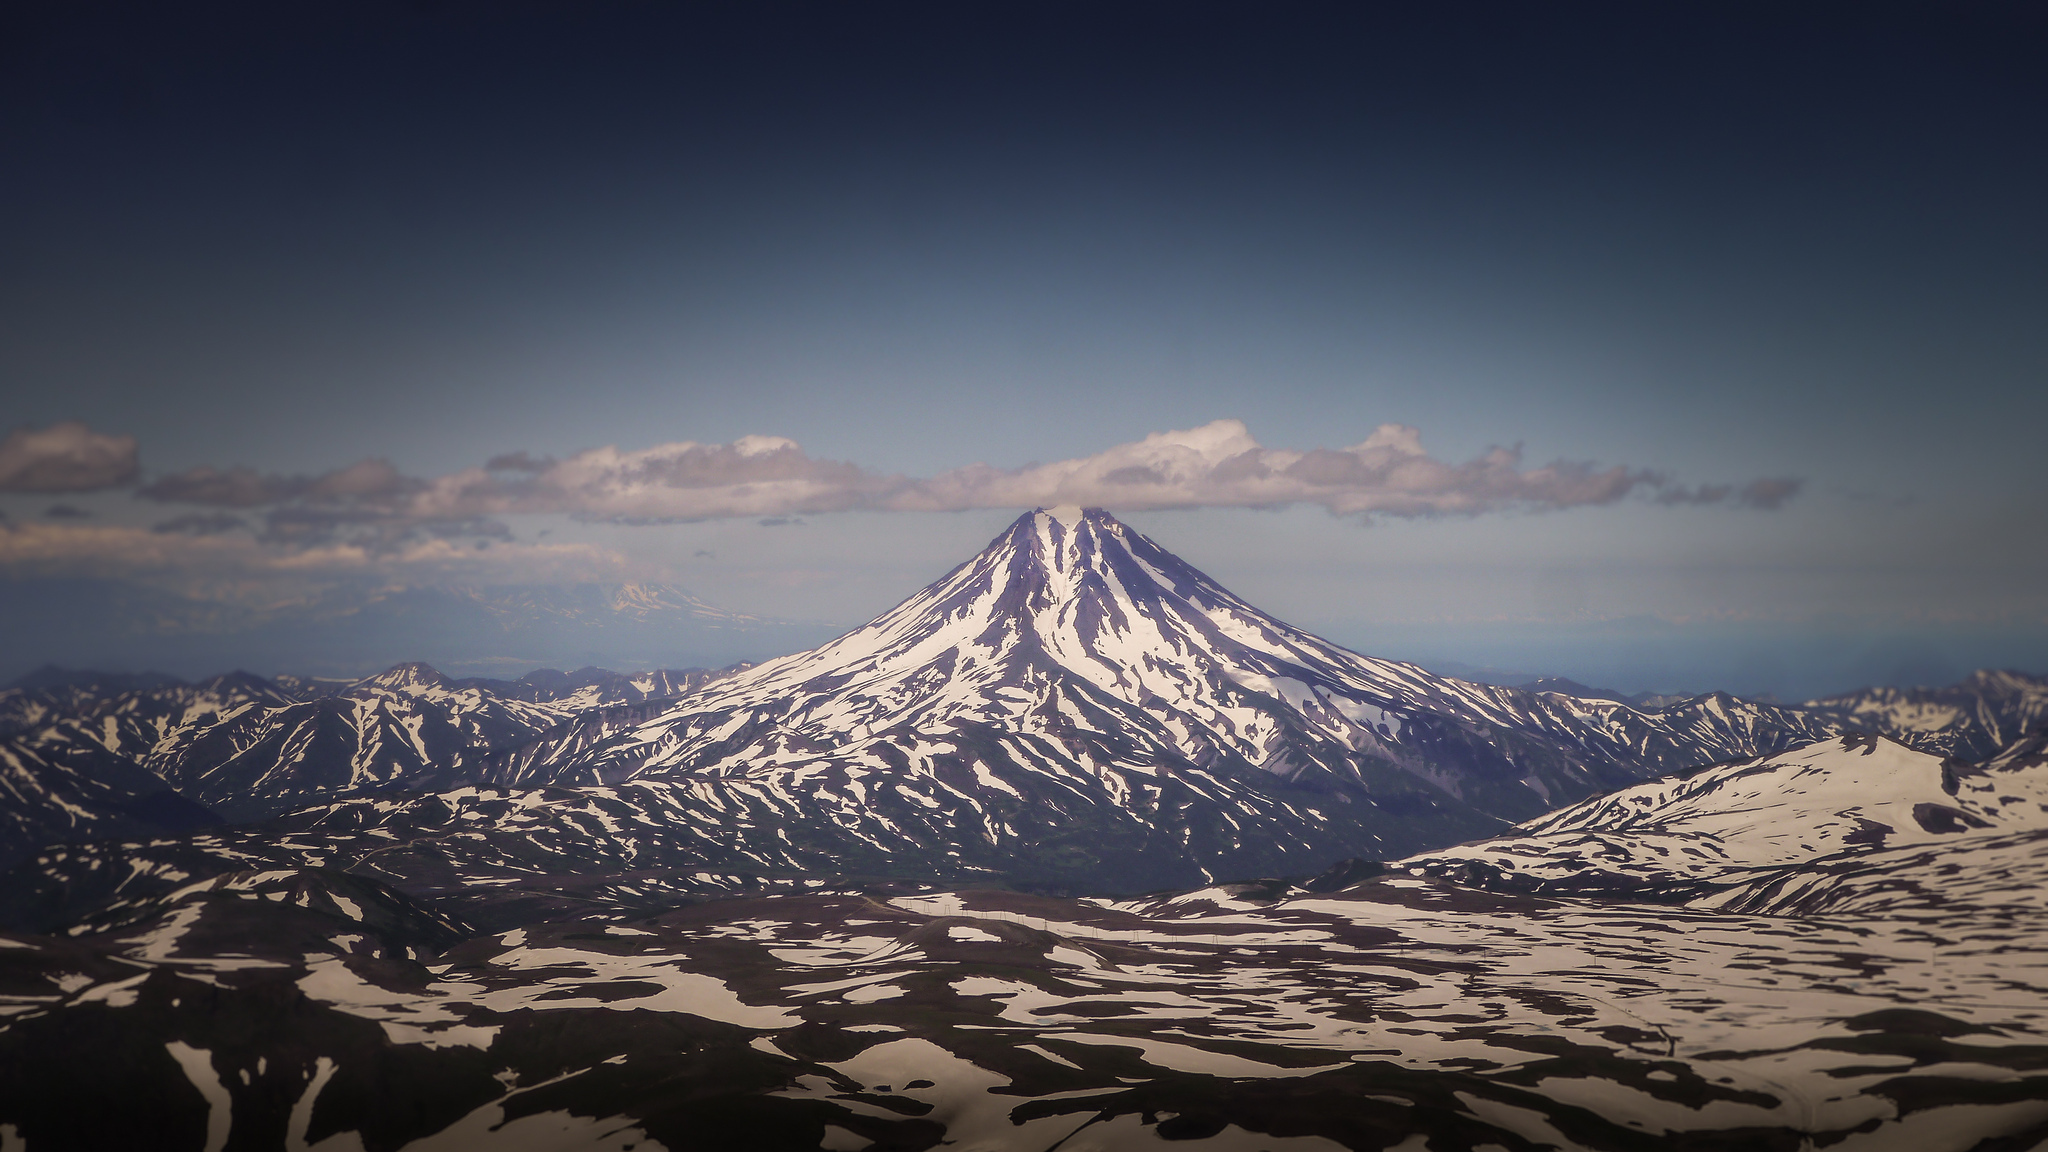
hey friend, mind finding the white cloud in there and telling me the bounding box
[0,419,1804,623]
[51,417,1795,594]
[0,520,624,597]
[389,419,1726,524]
[407,435,909,522]
[895,419,1658,517]
[0,422,139,493]
[138,458,419,507]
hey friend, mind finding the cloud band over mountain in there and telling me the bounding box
[0,423,139,494]
[129,418,1795,527]
[0,418,1799,595]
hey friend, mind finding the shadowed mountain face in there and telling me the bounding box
[0,738,219,868]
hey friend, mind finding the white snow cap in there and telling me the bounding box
[1044,504,1086,526]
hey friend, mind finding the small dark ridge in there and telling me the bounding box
[1840,1009,1998,1038]
[1156,1114,1228,1140]
[113,791,224,832]
[1296,858,1387,892]
[1910,803,1990,834]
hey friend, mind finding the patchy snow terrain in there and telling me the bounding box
[1403,732,2048,905]
[1802,670,2048,760]
[3,835,2048,1150]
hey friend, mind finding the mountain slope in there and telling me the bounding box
[1403,730,2048,908]
[140,664,574,820]
[0,512,1889,921]
[465,664,738,709]
[0,737,219,868]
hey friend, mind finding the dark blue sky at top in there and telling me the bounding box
[1,1,2045,695]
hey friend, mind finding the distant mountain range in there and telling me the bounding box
[1800,669,2048,760]
[462,507,1865,883]
[0,661,745,862]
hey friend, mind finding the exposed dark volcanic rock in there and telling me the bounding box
[0,508,1919,919]
[4,513,2040,896]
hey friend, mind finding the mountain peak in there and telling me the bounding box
[1039,504,1089,528]
[1011,504,1120,542]
[359,661,450,691]
[957,504,1226,635]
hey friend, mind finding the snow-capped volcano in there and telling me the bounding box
[491,508,1846,878]
[525,505,1486,780]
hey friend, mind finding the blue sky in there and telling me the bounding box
[2,1,2044,697]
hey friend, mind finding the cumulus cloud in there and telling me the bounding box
[899,420,1662,518]
[0,519,622,589]
[0,422,139,493]
[137,464,301,506]
[137,457,470,553]
[138,457,420,507]
[1654,475,1804,510]
[483,451,552,473]
[1734,477,1803,510]
[308,458,416,501]
[0,419,1805,616]
[388,420,1788,525]
[152,513,248,536]
[410,436,908,523]
[137,420,1797,528]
